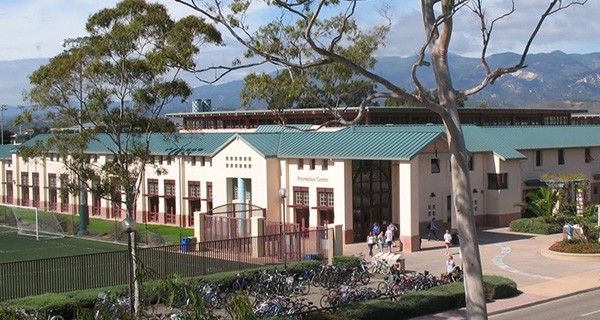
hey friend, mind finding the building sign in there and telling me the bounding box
[297,176,329,183]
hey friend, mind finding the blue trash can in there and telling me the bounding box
[181,237,191,252]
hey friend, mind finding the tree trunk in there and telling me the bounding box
[443,113,488,319]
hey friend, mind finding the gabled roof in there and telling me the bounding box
[278,125,444,160]
[0,144,16,159]
[16,125,600,162]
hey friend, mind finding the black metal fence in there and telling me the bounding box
[0,229,329,301]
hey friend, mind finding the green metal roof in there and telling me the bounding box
[278,126,443,160]
[482,126,600,151]
[0,144,16,159]
[17,125,600,162]
[254,124,313,133]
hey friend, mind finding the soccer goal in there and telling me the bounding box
[2,204,66,240]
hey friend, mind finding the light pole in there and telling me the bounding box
[279,187,287,268]
[122,216,137,316]
[0,105,7,145]
[62,37,89,235]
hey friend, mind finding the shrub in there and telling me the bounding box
[549,239,600,254]
[336,275,518,320]
[332,255,360,269]
[509,217,562,234]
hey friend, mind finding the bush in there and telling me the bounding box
[549,239,600,253]
[336,275,518,320]
[509,217,562,234]
[332,255,360,269]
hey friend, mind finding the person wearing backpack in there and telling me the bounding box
[372,222,381,237]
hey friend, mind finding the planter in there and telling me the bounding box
[541,248,600,262]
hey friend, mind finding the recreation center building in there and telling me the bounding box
[0,106,598,252]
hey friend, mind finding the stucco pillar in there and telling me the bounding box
[194,211,205,245]
[398,160,421,252]
[251,216,265,258]
[326,224,343,265]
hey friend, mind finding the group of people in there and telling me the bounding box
[366,222,398,256]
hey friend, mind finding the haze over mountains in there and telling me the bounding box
[2,50,600,116]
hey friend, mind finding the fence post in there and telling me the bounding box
[251,216,265,258]
[194,211,206,244]
[327,224,343,265]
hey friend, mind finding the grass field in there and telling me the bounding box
[0,226,127,263]
[0,204,194,263]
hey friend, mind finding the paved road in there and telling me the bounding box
[490,288,600,320]
[343,227,600,319]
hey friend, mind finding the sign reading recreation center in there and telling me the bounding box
[297,176,329,183]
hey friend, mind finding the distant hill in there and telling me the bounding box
[3,51,600,113]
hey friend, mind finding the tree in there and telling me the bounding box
[175,0,586,318]
[23,0,222,315]
[514,187,561,221]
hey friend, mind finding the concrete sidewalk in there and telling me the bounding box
[343,227,600,318]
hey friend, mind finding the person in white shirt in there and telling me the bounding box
[366,232,375,256]
[443,230,453,255]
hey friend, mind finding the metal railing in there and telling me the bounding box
[0,228,329,301]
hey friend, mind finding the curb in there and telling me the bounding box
[540,248,600,262]
[488,285,600,316]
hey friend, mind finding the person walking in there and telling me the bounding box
[385,226,394,253]
[443,229,453,255]
[377,231,385,253]
[427,218,438,240]
[372,222,381,237]
[366,232,375,257]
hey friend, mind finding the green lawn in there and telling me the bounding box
[0,205,194,263]
[0,226,127,263]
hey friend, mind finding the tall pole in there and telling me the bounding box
[0,105,5,145]
[279,187,287,268]
[63,37,90,236]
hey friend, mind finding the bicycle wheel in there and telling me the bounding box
[298,282,310,295]
[319,295,330,308]
[377,281,388,293]
[360,272,370,285]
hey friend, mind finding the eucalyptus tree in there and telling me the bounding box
[175,0,587,318]
[24,0,222,314]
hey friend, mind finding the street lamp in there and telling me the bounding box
[0,105,7,145]
[121,216,137,316]
[279,187,287,268]
[62,37,90,236]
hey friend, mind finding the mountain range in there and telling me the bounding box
[2,50,600,116]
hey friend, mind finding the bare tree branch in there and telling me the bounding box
[460,0,587,98]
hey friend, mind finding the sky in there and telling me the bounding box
[0,0,598,105]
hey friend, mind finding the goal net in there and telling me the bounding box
[2,204,66,240]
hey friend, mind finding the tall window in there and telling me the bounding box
[60,174,69,212]
[322,159,329,170]
[488,173,509,190]
[298,159,304,170]
[48,174,57,211]
[147,179,159,222]
[32,173,40,207]
[164,180,176,224]
[5,170,13,204]
[558,149,565,165]
[21,172,29,207]
[468,156,474,171]
[317,188,334,225]
[535,150,543,167]
[188,181,201,226]
[206,182,213,212]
